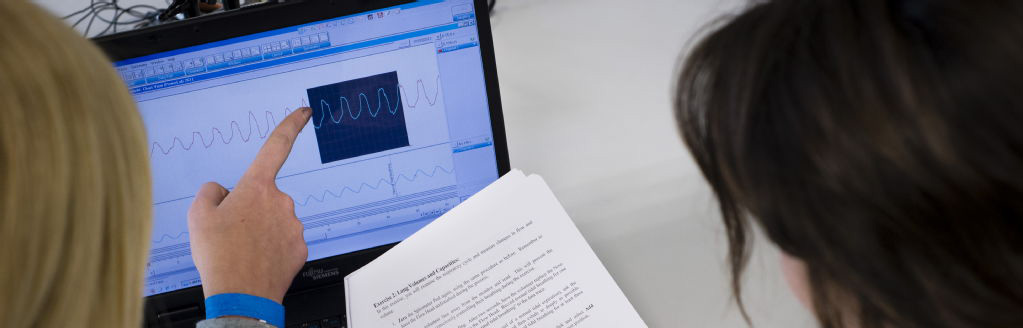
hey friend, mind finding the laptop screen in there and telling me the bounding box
[111,0,499,297]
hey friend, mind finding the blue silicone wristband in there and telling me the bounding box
[205,293,284,328]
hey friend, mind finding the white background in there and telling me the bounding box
[34,0,818,326]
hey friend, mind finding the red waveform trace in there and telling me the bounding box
[150,76,441,156]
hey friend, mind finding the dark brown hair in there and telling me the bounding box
[674,0,1023,327]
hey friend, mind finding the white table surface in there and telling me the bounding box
[488,1,814,327]
[34,0,819,326]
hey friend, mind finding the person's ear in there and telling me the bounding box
[780,251,812,310]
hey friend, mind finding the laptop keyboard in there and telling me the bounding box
[288,315,345,328]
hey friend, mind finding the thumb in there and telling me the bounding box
[189,182,229,217]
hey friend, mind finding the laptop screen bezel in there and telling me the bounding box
[94,0,510,325]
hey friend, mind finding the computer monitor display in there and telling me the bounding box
[110,0,502,296]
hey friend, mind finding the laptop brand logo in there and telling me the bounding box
[302,267,340,281]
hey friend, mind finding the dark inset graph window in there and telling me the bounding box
[307,71,410,164]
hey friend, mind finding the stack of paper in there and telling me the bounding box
[344,170,647,328]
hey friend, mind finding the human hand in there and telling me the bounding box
[187,107,312,303]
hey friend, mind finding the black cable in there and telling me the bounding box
[124,5,159,17]
[71,7,97,28]
[100,3,157,35]
[106,0,124,35]
[92,1,121,23]
[62,3,100,19]
[108,7,145,34]
[95,4,156,25]
[99,6,122,35]
[159,0,191,21]
[84,5,103,36]
[71,0,104,28]
[71,0,106,29]
[84,0,106,35]
[111,0,118,33]
[65,0,163,38]
[84,0,126,37]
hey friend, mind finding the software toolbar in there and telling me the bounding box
[116,1,481,96]
[118,32,333,87]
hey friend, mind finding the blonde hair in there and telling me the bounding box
[0,1,152,327]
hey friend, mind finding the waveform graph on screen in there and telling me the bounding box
[307,71,410,164]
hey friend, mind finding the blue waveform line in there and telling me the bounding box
[150,76,440,157]
[315,88,400,129]
[150,164,453,245]
[296,165,454,206]
[396,164,454,183]
[149,108,294,156]
[153,231,188,243]
[296,178,389,206]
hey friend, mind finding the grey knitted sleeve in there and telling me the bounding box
[196,317,279,328]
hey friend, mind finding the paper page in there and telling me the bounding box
[344,170,647,328]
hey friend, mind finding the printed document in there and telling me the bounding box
[344,170,647,328]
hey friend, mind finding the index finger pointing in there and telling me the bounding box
[243,107,312,182]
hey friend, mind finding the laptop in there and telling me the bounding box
[94,0,509,326]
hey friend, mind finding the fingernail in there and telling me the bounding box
[303,107,312,116]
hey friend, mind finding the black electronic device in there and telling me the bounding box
[94,1,508,326]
